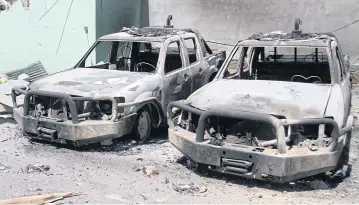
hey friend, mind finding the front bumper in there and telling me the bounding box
[167,101,353,183]
[14,107,137,146]
[11,86,159,146]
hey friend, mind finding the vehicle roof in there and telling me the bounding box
[238,31,338,47]
[99,26,194,42]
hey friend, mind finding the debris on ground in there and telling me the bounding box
[0,61,49,113]
[133,166,142,172]
[172,181,202,194]
[24,164,50,174]
[0,192,76,204]
[332,165,350,178]
[142,166,159,177]
[139,193,149,201]
[176,156,188,165]
[5,61,48,83]
[199,186,208,193]
[129,140,137,145]
[162,177,169,184]
[105,195,131,203]
[310,179,329,190]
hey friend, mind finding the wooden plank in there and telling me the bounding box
[0,192,73,204]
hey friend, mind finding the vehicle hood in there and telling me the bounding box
[29,68,159,97]
[187,80,332,119]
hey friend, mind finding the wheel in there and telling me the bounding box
[335,131,352,175]
[339,130,352,167]
[133,108,152,142]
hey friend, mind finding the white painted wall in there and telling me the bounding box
[0,0,96,74]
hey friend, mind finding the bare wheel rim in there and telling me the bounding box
[137,111,151,140]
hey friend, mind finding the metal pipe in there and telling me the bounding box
[165,15,173,28]
[315,48,319,62]
[167,101,204,119]
[167,101,204,128]
[11,86,27,108]
[196,109,287,154]
[23,90,79,124]
[282,118,340,151]
[78,112,91,119]
[259,137,291,147]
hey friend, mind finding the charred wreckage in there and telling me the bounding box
[168,20,354,183]
[11,17,226,146]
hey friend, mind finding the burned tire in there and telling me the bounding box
[335,130,352,172]
[133,108,152,142]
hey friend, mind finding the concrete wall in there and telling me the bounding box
[146,0,359,63]
[95,0,141,62]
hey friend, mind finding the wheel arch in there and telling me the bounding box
[132,99,164,128]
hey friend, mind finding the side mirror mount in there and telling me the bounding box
[344,55,350,72]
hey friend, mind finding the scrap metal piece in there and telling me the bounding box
[165,15,173,28]
[6,61,48,83]
[293,18,302,34]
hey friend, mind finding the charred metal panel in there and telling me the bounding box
[6,61,48,82]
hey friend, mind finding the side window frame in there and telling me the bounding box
[183,37,200,65]
[164,39,185,75]
[337,46,347,75]
[335,46,345,81]
[330,41,344,82]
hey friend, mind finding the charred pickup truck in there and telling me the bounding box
[168,23,353,183]
[11,21,225,146]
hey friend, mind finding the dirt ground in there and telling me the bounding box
[1,87,359,204]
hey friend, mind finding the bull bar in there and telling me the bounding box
[11,86,160,146]
[167,100,353,183]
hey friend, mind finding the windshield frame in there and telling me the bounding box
[74,39,164,74]
[218,44,333,84]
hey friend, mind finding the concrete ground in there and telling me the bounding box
[1,87,359,204]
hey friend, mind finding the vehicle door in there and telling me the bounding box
[160,37,191,114]
[331,41,351,122]
[181,34,206,92]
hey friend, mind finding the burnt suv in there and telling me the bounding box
[167,25,353,183]
[11,24,225,146]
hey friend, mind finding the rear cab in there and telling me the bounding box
[167,25,353,183]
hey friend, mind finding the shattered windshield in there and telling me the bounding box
[224,46,331,84]
[77,40,163,73]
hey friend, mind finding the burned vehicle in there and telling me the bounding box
[11,22,225,146]
[168,23,353,183]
